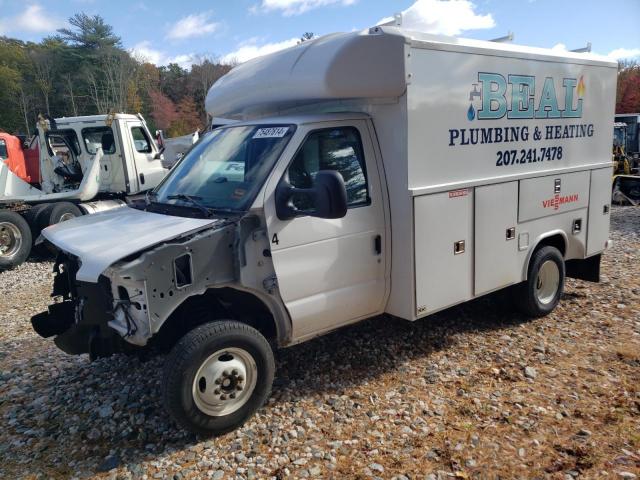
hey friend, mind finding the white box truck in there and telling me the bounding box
[30,26,616,435]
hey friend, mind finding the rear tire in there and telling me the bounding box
[0,211,32,270]
[38,202,82,232]
[23,204,50,244]
[516,246,565,318]
[163,320,275,436]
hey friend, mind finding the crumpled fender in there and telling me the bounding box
[0,149,103,203]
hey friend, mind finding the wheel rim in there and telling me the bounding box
[58,212,76,223]
[192,347,258,417]
[0,222,22,259]
[535,260,560,305]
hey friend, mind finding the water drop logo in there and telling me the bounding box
[467,82,480,121]
[467,104,475,121]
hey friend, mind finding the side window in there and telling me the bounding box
[82,127,116,155]
[288,127,369,212]
[131,126,152,153]
[0,139,7,160]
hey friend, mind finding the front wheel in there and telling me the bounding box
[0,211,32,270]
[516,246,565,318]
[163,320,275,436]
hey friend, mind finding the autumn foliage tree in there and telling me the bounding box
[148,89,178,131]
[0,13,232,137]
[168,97,201,137]
[616,61,640,114]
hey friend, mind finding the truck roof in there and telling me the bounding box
[206,26,617,119]
[55,113,141,125]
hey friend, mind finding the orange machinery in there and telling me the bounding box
[0,132,40,185]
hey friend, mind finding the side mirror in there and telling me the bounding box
[275,170,348,220]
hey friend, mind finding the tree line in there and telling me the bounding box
[0,13,232,138]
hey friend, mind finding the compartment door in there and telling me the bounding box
[475,182,520,296]
[414,189,473,315]
[586,167,612,256]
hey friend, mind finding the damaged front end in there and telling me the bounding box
[31,219,237,359]
[31,253,130,359]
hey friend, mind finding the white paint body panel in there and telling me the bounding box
[586,167,613,256]
[474,182,520,296]
[518,172,590,222]
[414,190,473,314]
[262,120,388,341]
[42,207,215,282]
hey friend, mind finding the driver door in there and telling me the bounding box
[264,120,389,341]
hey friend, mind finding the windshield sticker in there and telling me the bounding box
[253,127,289,139]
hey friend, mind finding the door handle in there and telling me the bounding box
[374,235,382,255]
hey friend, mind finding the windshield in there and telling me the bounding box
[153,125,294,212]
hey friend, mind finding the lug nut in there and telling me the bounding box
[236,385,243,391]
[214,389,220,394]
[215,378,221,385]
[220,394,227,400]
[232,369,238,376]
[237,376,244,382]
[230,393,236,399]
[223,370,230,377]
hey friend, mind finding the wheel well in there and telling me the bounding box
[523,233,567,281]
[534,233,566,258]
[152,287,278,351]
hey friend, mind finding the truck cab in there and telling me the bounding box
[37,113,165,195]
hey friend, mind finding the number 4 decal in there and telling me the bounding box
[271,233,280,245]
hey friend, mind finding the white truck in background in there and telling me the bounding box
[0,113,166,269]
[31,26,616,435]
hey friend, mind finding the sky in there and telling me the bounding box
[0,0,638,67]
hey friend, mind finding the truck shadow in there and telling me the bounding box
[2,288,539,478]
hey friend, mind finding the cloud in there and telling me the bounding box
[251,0,356,16]
[606,47,640,61]
[221,37,299,63]
[0,4,65,35]
[129,41,196,69]
[378,0,495,36]
[551,43,640,61]
[167,11,220,40]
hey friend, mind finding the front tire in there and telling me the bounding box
[0,211,32,270]
[163,320,275,436]
[516,246,565,317]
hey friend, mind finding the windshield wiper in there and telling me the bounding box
[167,194,212,217]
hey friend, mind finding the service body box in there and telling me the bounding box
[401,35,616,320]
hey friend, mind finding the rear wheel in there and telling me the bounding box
[24,203,50,242]
[38,202,82,232]
[0,211,32,270]
[516,246,565,317]
[163,320,275,436]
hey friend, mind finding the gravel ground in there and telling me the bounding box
[0,207,639,480]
